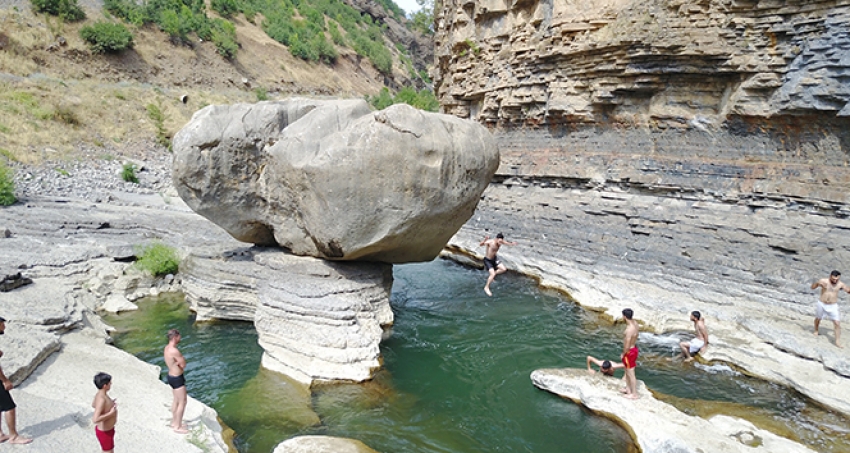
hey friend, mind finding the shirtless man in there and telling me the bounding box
[479,233,517,296]
[586,355,624,377]
[164,329,189,433]
[811,270,849,348]
[0,317,32,445]
[92,372,117,453]
[620,308,639,400]
[677,311,709,362]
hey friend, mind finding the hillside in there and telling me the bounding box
[0,0,434,164]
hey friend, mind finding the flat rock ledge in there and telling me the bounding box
[531,368,816,453]
[274,435,379,453]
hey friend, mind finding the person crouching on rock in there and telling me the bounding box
[675,311,709,362]
[92,372,117,453]
[586,355,624,377]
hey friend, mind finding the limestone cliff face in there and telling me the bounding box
[434,0,850,200]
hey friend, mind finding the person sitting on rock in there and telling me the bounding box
[675,311,709,362]
[586,355,624,376]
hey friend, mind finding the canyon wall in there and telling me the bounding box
[434,0,850,200]
[435,0,850,415]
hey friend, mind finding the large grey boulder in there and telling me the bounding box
[172,98,499,263]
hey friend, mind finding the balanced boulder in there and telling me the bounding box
[173,98,499,263]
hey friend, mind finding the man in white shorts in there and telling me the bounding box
[811,270,849,348]
[677,311,709,362]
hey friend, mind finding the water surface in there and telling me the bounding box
[105,259,850,453]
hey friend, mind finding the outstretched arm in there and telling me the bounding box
[586,355,601,371]
[811,280,822,290]
[479,236,490,246]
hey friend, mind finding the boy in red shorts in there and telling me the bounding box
[92,372,117,452]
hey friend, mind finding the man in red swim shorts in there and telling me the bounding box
[620,308,639,399]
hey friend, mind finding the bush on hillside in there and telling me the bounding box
[367,86,439,112]
[0,161,16,206]
[135,242,180,276]
[211,18,238,59]
[31,0,86,21]
[80,22,134,53]
[211,0,238,18]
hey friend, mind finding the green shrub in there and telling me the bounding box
[31,0,86,21]
[254,87,269,101]
[0,160,16,206]
[211,18,238,59]
[80,22,134,53]
[145,103,170,149]
[211,0,237,18]
[135,242,180,276]
[367,86,439,112]
[121,163,139,183]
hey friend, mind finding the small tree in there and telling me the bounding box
[135,242,180,276]
[80,22,134,53]
[31,0,86,21]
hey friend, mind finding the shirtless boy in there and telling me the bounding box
[811,270,849,348]
[164,329,189,433]
[92,372,117,453]
[586,355,624,377]
[620,308,639,400]
[0,317,32,444]
[677,311,709,362]
[479,233,517,296]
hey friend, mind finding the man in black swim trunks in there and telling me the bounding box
[0,317,32,444]
[163,329,188,434]
[479,233,517,296]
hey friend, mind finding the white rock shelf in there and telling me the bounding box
[531,368,816,453]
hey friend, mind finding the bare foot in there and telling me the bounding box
[619,387,628,394]
[8,435,32,444]
[172,427,189,434]
[0,434,10,443]
[683,357,694,363]
[836,343,843,349]
[814,330,819,336]
[622,393,639,400]
[484,287,492,297]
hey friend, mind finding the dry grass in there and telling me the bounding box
[0,77,254,164]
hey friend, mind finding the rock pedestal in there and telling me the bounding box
[181,246,394,385]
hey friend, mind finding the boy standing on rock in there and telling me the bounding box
[92,372,117,453]
[620,308,639,400]
[480,233,517,296]
[811,270,848,348]
[0,317,33,444]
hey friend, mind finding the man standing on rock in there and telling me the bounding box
[676,311,709,362]
[0,317,33,444]
[811,270,848,348]
[620,308,639,400]
[480,233,517,296]
[164,329,189,434]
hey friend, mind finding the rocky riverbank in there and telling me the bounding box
[4,149,849,451]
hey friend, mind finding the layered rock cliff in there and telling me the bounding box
[434,0,850,199]
[435,0,850,418]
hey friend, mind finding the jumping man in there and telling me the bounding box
[480,233,517,296]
